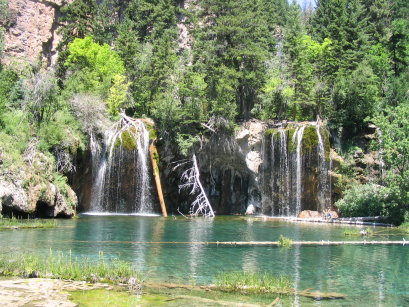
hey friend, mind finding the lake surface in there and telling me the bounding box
[0,216,408,306]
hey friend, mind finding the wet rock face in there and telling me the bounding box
[2,0,72,66]
[161,120,332,216]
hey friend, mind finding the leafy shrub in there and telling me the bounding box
[335,183,405,224]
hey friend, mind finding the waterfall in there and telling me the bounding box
[89,118,152,214]
[316,124,331,212]
[295,126,305,216]
[279,129,290,216]
[262,122,331,217]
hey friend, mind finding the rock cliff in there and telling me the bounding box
[2,0,72,66]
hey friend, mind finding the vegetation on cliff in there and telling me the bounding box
[0,0,407,223]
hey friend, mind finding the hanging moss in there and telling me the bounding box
[144,122,158,140]
[302,126,319,154]
[288,128,297,153]
[322,128,331,161]
[113,127,138,151]
[121,129,138,150]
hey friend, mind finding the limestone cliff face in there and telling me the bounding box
[160,120,332,216]
[3,0,72,66]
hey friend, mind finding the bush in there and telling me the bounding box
[335,183,405,225]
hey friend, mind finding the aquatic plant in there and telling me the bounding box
[344,227,374,236]
[0,251,141,284]
[278,235,293,247]
[0,217,57,229]
[215,272,292,294]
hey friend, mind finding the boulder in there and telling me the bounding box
[245,204,256,215]
[298,210,322,219]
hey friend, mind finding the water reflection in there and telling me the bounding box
[0,216,408,306]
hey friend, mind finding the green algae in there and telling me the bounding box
[69,289,143,307]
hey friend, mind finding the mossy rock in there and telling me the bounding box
[302,126,319,154]
[114,128,138,151]
[288,128,297,153]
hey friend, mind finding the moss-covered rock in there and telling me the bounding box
[114,128,138,151]
[302,126,319,154]
[265,128,277,136]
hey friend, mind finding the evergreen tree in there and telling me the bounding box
[311,0,370,73]
[192,0,271,120]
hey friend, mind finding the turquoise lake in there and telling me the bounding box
[0,216,408,306]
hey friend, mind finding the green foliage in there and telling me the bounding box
[373,101,409,176]
[333,62,381,132]
[192,0,271,120]
[335,183,404,224]
[106,74,130,116]
[37,109,85,153]
[176,133,198,157]
[215,271,292,294]
[0,68,19,118]
[65,36,125,97]
[0,110,31,169]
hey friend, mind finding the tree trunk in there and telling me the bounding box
[149,143,167,217]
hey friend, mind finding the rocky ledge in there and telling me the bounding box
[0,176,76,218]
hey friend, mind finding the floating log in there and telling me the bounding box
[149,142,167,217]
[52,239,408,246]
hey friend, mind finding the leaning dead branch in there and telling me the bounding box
[174,154,215,217]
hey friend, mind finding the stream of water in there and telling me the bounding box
[0,216,408,306]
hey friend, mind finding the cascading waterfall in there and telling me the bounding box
[89,117,152,214]
[316,124,331,212]
[295,126,305,216]
[261,122,331,217]
[279,130,290,216]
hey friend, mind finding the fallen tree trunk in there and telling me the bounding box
[149,143,167,217]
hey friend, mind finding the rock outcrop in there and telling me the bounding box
[2,0,72,67]
[0,175,76,217]
[159,120,332,216]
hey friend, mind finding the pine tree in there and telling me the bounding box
[192,0,271,120]
[311,0,370,73]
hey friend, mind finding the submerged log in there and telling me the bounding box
[145,282,346,300]
[149,143,167,217]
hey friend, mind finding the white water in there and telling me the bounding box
[316,124,331,212]
[279,129,290,216]
[89,119,152,214]
[295,126,305,216]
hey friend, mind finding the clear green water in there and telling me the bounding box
[0,216,408,306]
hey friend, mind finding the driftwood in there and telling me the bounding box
[174,154,215,217]
[149,143,167,217]
[54,239,408,246]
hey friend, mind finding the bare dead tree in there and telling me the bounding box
[174,154,215,217]
[70,93,109,136]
